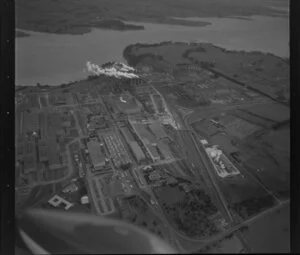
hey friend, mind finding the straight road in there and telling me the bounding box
[178,129,234,224]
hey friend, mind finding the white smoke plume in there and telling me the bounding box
[86,61,139,79]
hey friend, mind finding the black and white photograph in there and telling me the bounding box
[12,0,291,253]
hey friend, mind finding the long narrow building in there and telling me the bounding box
[120,127,146,162]
[129,122,160,162]
[87,140,106,170]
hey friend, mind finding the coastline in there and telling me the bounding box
[123,41,289,68]
[15,20,145,37]
[16,40,289,89]
[15,0,287,36]
[15,15,288,87]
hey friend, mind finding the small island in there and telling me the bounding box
[92,19,144,31]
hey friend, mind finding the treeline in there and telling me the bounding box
[91,19,144,31]
[123,41,179,65]
[231,195,276,220]
[123,45,167,69]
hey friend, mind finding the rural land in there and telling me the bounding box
[15,40,290,253]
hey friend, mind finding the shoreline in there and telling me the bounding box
[16,40,289,88]
[15,7,288,37]
[15,19,145,37]
[123,41,289,68]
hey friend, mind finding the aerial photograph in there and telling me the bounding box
[15,0,290,253]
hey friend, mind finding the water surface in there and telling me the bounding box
[16,15,289,86]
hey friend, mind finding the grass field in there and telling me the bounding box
[222,117,261,140]
[201,234,244,253]
[262,128,290,158]
[210,134,239,154]
[191,119,221,138]
[243,154,289,200]
[243,203,290,253]
[187,44,289,100]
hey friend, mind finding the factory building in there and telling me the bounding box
[120,127,135,143]
[130,141,146,162]
[120,127,145,162]
[130,122,160,162]
[149,122,167,139]
[87,140,106,170]
[146,144,160,162]
[205,146,240,178]
[157,142,173,160]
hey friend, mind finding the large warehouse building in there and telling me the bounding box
[130,141,146,162]
[149,122,167,139]
[87,140,106,170]
[120,127,146,162]
[130,122,160,162]
[157,142,172,160]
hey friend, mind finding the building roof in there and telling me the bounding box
[130,141,145,161]
[146,144,160,160]
[121,127,135,143]
[149,122,167,139]
[87,140,105,167]
[157,142,172,159]
[133,124,156,144]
